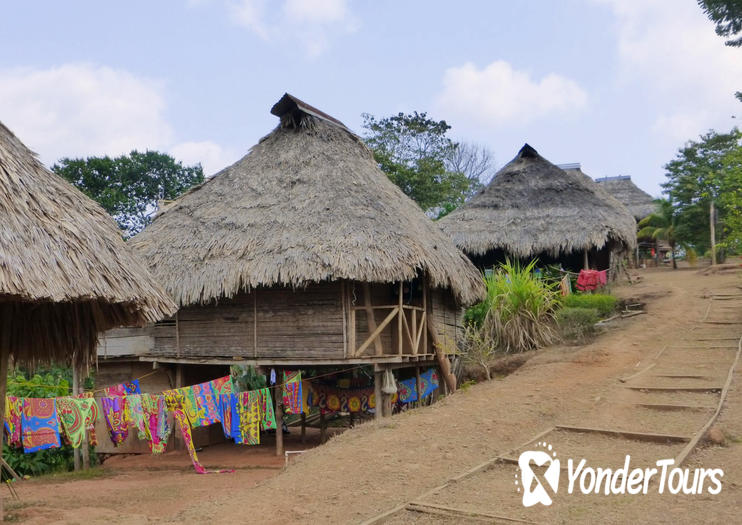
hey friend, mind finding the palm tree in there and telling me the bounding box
[638,198,678,269]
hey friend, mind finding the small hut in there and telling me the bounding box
[439,144,636,274]
[0,121,176,474]
[593,175,657,222]
[99,94,485,452]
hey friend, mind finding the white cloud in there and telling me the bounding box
[0,63,232,173]
[224,0,357,57]
[435,60,588,127]
[169,140,238,176]
[593,0,742,141]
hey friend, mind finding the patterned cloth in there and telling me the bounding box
[219,393,236,439]
[124,380,141,395]
[192,381,221,426]
[142,394,171,454]
[127,395,149,440]
[103,383,127,397]
[311,384,376,413]
[282,371,303,415]
[258,388,276,431]
[211,376,231,394]
[175,386,201,427]
[576,269,608,292]
[21,398,61,453]
[236,391,260,445]
[398,368,439,404]
[77,392,99,447]
[101,396,129,446]
[5,395,23,448]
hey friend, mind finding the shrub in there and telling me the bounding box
[467,259,559,354]
[557,307,599,342]
[563,293,617,317]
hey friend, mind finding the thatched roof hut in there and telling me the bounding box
[0,122,176,368]
[439,144,636,271]
[130,93,484,307]
[593,175,657,221]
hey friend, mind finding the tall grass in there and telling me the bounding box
[467,260,559,354]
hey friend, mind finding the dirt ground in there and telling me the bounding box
[6,265,742,524]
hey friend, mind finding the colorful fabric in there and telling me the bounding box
[103,383,127,397]
[576,269,608,292]
[219,393,235,439]
[258,388,276,431]
[5,395,22,448]
[77,393,99,447]
[175,386,201,427]
[193,381,221,426]
[101,396,129,446]
[56,397,97,449]
[236,391,260,445]
[219,378,234,395]
[21,398,61,453]
[211,376,231,394]
[164,391,232,474]
[127,394,149,440]
[142,394,170,454]
[124,380,141,395]
[311,384,376,413]
[282,371,303,415]
[398,368,439,404]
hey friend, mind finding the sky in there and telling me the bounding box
[0,0,740,196]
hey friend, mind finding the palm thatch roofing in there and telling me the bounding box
[593,175,657,221]
[0,122,176,367]
[438,144,637,259]
[129,93,485,307]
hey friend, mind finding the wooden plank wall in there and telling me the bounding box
[430,288,464,353]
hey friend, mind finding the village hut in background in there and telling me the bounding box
[593,174,657,221]
[99,93,485,454]
[0,122,176,475]
[439,144,636,275]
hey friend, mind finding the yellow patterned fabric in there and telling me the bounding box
[236,391,260,445]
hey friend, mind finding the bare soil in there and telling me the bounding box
[6,266,742,524]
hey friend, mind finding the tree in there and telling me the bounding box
[718,145,742,253]
[661,128,742,260]
[54,150,204,238]
[361,112,473,214]
[445,142,497,196]
[637,199,680,269]
[698,0,742,47]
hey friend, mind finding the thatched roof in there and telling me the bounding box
[439,144,637,258]
[129,93,485,307]
[593,175,657,221]
[0,122,177,367]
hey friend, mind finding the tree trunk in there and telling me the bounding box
[710,200,717,265]
[671,242,677,270]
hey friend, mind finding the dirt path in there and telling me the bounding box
[6,267,742,524]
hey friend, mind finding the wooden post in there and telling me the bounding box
[710,200,717,265]
[72,363,81,471]
[422,281,428,355]
[583,249,589,270]
[300,412,306,444]
[319,410,327,444]
[274,371,283,456]
[175,311,180,358]
[174,364,185,450]
[398,282,403,355]
[0,346,9,521]
[363,283,384,356]
[415,367,422,407]
[341,282,347,358]
[374,370,382,421]
[79,363,90,469]
[253,290,258,357]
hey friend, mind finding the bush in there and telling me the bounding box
[557,307,599,342]
[466,259,559,354]
[563,293,617,317]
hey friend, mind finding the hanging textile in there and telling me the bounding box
[236,391,261,445]
[127,395,149,441]
[219,378,234,395]
[77,392,98,447]
[56,397,95,449]
[142,394,171,454]
[104,383,127,397]
[258,388,276,431]
[576,269,607,292]
[4,395,23,448]
[174,387,201,427]
[219,393,235,439]
[164,390,232,474]
[21,398,61,453]
[311,384,376,413]
[282,371,303,415]
[210,376,231,394]
[124,380,141,395]
[101,396,129,446]
[192,381,221,426]
[397,368,439,404]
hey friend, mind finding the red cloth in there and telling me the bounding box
[576,269,607,291]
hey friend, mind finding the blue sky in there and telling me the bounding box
[1,0,739,196]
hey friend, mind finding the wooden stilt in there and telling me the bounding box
[398,282,403,355]
[72,363,81,471]
[275,373,283,456]
[0,346,10,520]
[79,364,90,469]
[174,364,185,450]
[415,367,422,407]
[300,412,306,444]
[374,371,382,420]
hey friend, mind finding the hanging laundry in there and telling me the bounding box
[576,269,607,292]
[210,376,231,394]
[174,386,202,427]
[282,371,303,415]
[397,368,440,404]
[126,394,149,441]
[142,394,170,454]
[104,383,127,397]
[258,388,276,431]
[192,381,221,426]
[164,390,232,474]
[56,397,97,449]
[77,392,99,447]
[236,391,261,445]
[311,384,376,413]
[270,368,276,385]
[4,395,23,448]
[21,398,61,453]
[219,393,235,439]
[101,396,129,446]
[124,380,141,395]
[219,378,234,395]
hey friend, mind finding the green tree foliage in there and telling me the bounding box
[698,0,742,47]
[661,129,742,253]
[53,150,204,238]
[637,199,680,268]
[719,145,742,252]
[361,112,479,214]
